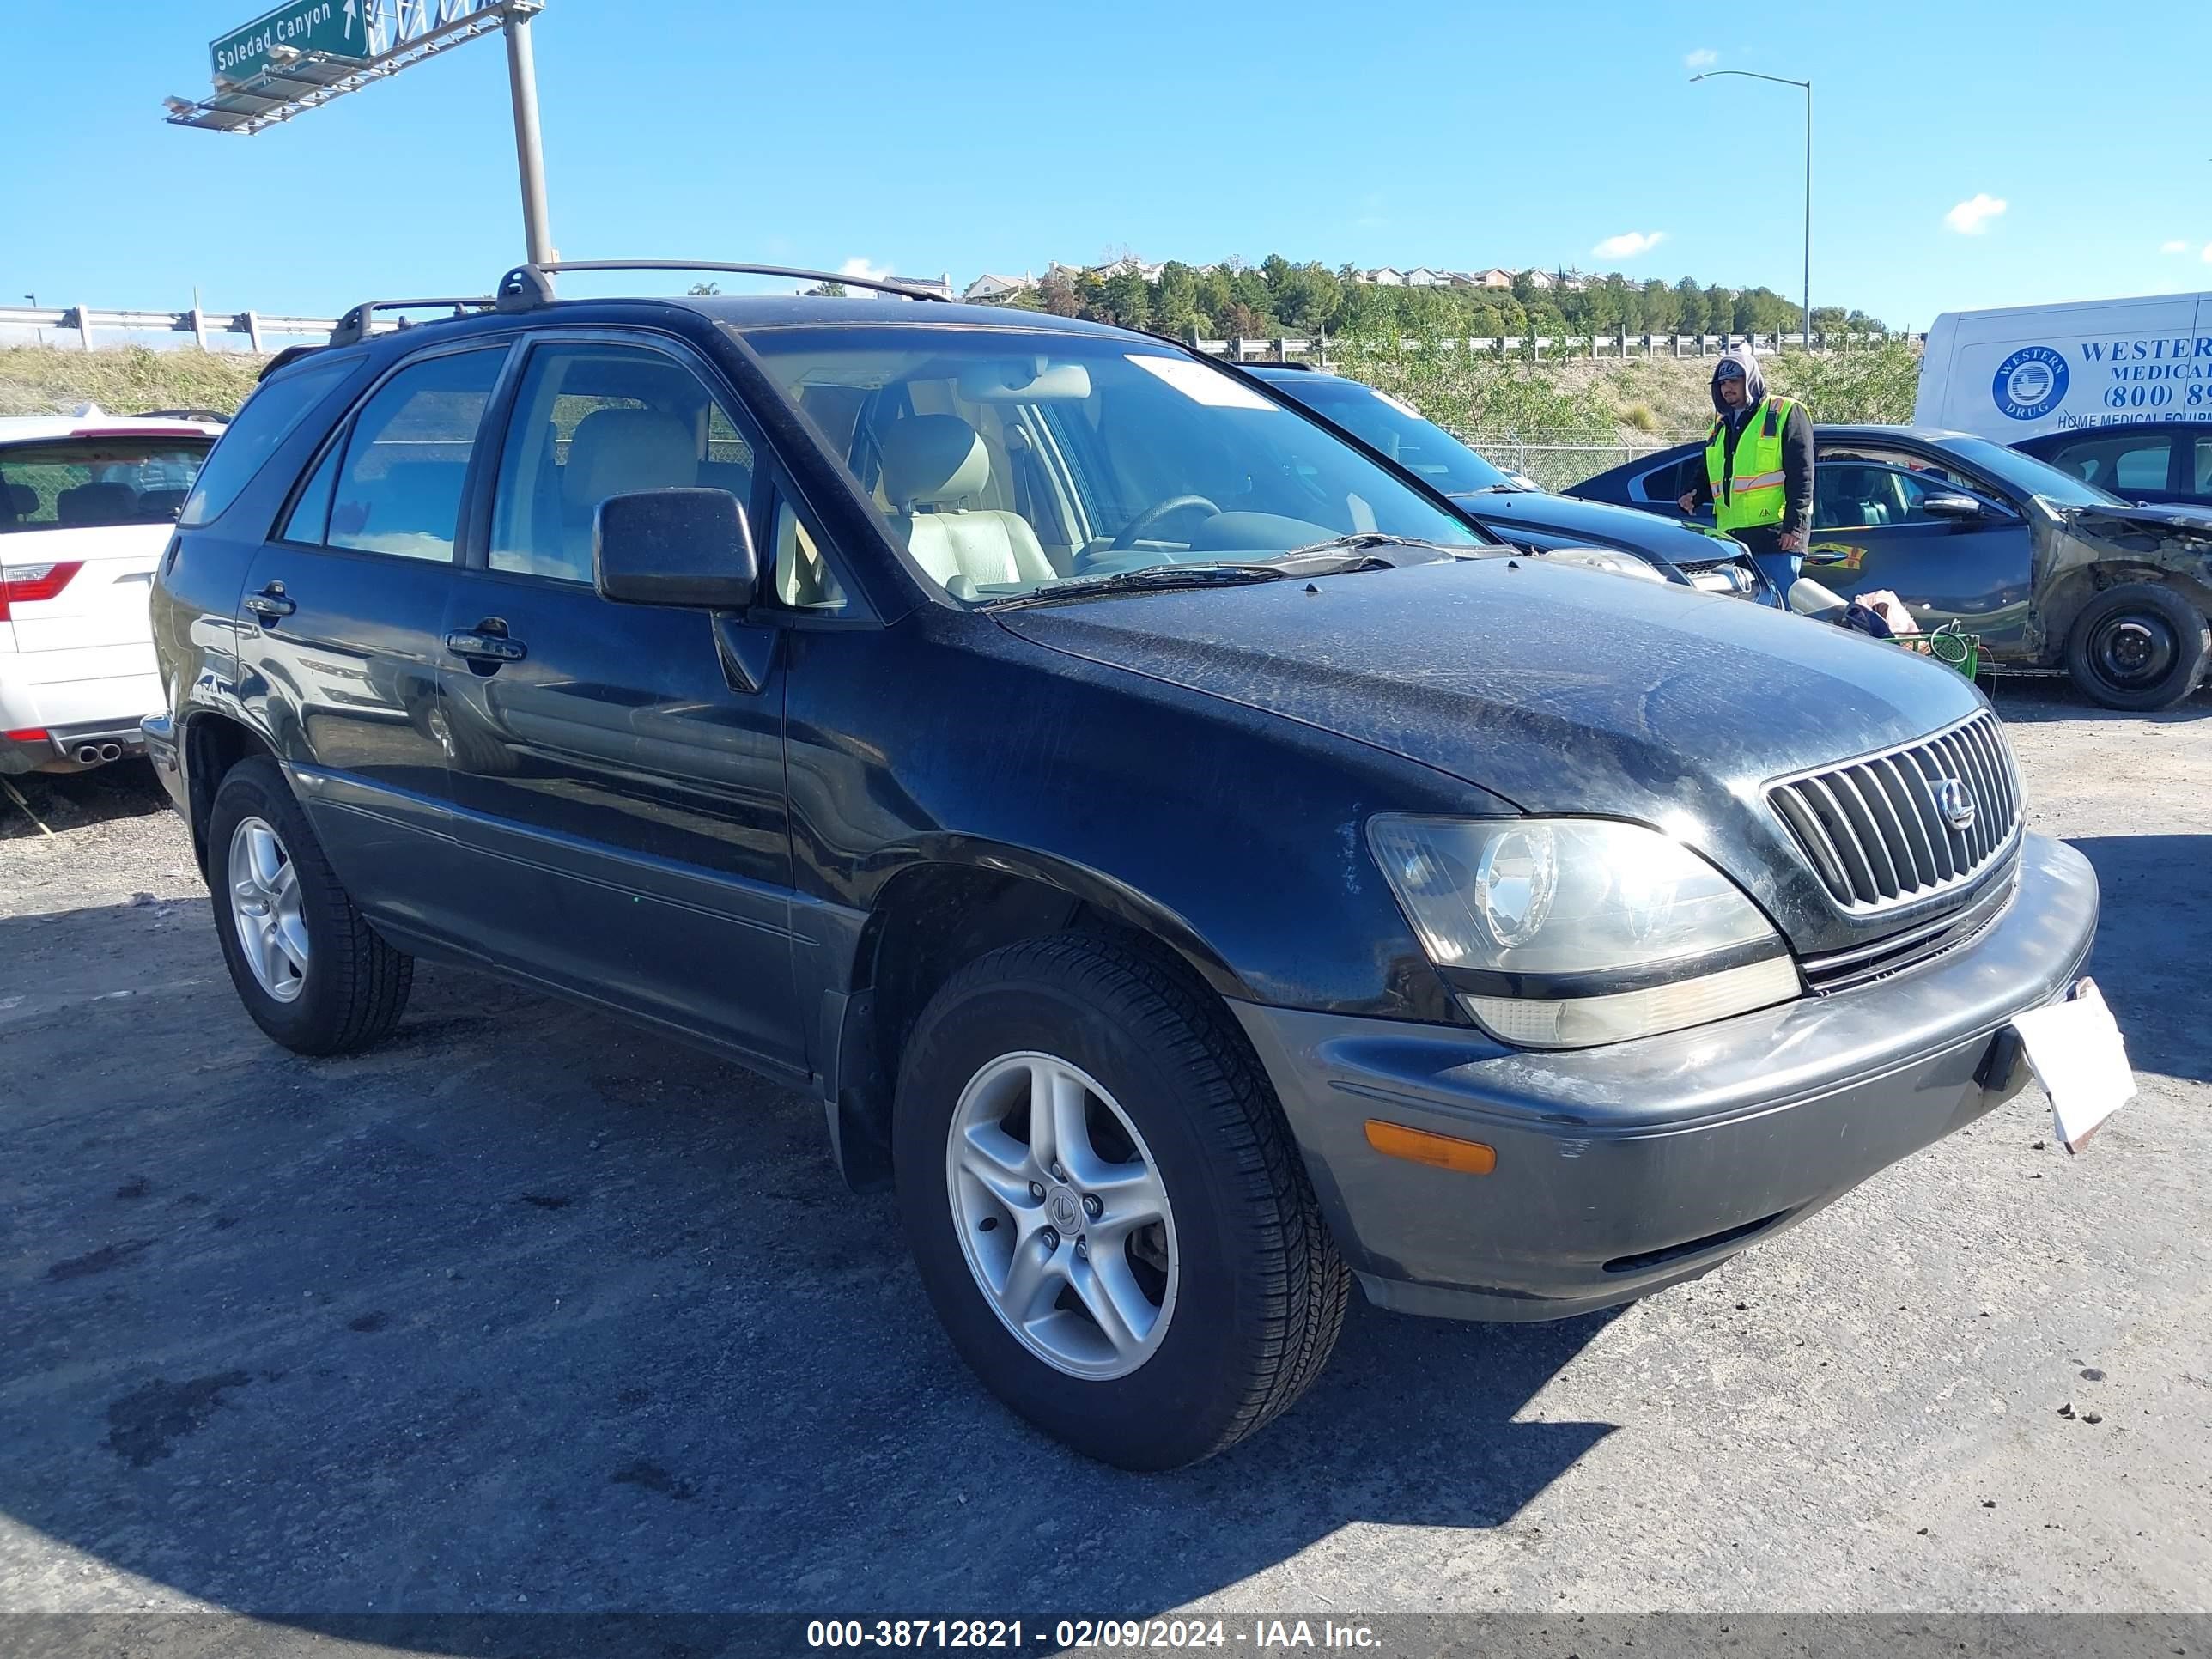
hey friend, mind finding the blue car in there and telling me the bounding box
[1243,363,1773,604]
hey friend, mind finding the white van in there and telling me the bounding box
[1916,290,2212,443]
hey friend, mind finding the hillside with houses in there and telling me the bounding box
[907,256,1887,345]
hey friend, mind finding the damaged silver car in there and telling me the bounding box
[1574,424,2212,709]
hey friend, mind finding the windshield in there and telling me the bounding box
[0,437,210,533]
[739,327,1481,601]
[1265,376,1516,495]
[1936,435,2127,508]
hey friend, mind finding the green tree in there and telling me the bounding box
[1275,262,1343,334]
[1334,280,1390,337]
[1674,276,1706,333]
[1154,262,1201,341]
[1643,278,1681,334]
[799,281,845,298]
[1195,266,1236,333]
[1100,270,1152,331]
[1766,339,1921,423]
[1703,284,1733,336]
[686,281,721,296]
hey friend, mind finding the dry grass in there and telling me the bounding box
[0,346,269,420]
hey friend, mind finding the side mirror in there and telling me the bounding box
[594,488,757,610]
[1921,494,1984,521]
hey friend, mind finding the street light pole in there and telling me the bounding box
[503,3,556,266]
[1692,69,1813,350]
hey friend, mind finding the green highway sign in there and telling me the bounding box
[210,0,369,82]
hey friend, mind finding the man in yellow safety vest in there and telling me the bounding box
[1676,346,1814,600]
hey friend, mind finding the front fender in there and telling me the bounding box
[782,611,1497,1025]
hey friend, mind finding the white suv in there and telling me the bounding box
[1,409,222,774]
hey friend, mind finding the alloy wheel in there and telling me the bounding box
[944,1051,1178,1380]
[227,815,309,1003]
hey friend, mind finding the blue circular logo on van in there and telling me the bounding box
[1992,346,2068,420]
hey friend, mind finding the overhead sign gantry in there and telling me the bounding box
[166,0,556,264]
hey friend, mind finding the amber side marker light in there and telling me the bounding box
[1364,1120,1498,1175]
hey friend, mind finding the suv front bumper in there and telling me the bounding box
[1233,832,2098,1322]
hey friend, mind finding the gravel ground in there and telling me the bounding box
[1,678,2206,1626]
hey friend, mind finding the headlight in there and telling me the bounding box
[1368,816,1798,1048]
[1539,545,1670,585]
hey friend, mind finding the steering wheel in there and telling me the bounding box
[1109,495,1220,552]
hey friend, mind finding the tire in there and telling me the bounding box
[206,756,412,1056]
[2064,583,2210,711]
[892,933,1349,1470]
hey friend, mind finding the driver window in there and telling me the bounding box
[1814,463,1948,531]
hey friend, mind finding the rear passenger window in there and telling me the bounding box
[2050,434,2172,493]
[325,349,504,562]
[489,343,754,583]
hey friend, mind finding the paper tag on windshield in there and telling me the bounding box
[2010,978,2135,1154]
[1126,354,1275,410]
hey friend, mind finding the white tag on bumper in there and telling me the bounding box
[2008,977,2136,1154]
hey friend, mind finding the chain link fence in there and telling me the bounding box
[1462,432,1701,492]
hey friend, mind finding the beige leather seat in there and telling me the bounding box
[879,414,1056,590]
[562,407,699,577]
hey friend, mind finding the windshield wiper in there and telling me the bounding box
[1278,532,1486,562]
[982,562,1310,609]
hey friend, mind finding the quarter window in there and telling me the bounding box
[325,349,505,563]
[179,356,354,526]
[774,499,848,611]
[489,343,754,584]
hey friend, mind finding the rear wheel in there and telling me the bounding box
[206,757,412,1055]
[2064,583,2209,711]
[893,933,1348,1470]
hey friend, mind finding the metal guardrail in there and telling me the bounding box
[0,306,339,351]
[1195,330,1918,364]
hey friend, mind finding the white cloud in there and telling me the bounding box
[1685,47,1717,68]
[2203,244,2212,264]
[829,256,891,297]
[2160,240,2191,254]
[1943,193,2008,234]
[1592,230,1668,260]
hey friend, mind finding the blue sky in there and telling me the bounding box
[6,0,2209,333]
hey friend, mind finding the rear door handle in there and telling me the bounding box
[244,585,295,619]
[445,630,527,663]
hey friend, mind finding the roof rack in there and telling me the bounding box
[328,296,498,348]
[493,260,953,313]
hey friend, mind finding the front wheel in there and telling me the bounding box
[893,934,1348,1470]
[2063,583,2209,711]
[207,756,412,1055]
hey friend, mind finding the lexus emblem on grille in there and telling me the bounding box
[1933,777,1977,831]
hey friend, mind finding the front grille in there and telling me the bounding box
[1799,859,2018,993]
[1767,710,2022,914]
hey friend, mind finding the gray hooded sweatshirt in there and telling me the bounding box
[1687,345,1814,538]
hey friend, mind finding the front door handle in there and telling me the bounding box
[244,584,295,619]
[445,630,527,663]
